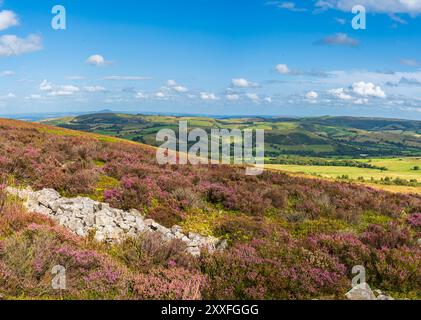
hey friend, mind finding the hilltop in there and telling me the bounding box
[0,118,420,300]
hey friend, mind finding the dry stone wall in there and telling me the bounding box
[6,186,227,256]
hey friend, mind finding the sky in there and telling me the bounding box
[1,0,421,119]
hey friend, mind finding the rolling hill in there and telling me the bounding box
[42,113,421,158]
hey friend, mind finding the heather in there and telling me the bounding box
[0,119,420,299]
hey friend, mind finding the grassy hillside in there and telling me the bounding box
[1,118,420,300]
[42,113,421,158]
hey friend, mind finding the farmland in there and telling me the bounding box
[267,157,421,194]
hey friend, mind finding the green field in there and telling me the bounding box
[266,157,421,194]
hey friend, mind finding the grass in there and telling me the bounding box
[266,157,421,194]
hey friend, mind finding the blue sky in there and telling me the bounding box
[1,0,421,119]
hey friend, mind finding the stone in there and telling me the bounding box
[95,210,115,227]
[187,247,201,257]
[5,186,225,257]
[94,230,106,242]
[35,189,61,208]
[345,283,376,300]
[374,290,394,300]
[171,225,183,234]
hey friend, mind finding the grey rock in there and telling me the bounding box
[345,283,376,300]
[6,186,225,256]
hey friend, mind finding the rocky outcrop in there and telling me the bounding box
[345,283,394,300]
[6,186,227,256]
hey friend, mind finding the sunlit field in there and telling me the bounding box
[266,158,421,194]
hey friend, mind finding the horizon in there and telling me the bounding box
[1,1,421,119]
[2,109,421,123]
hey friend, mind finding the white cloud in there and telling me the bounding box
[0,34,42,56]
[0,70,14,77]
[173,85,188,93]
[135,92,148,99]
[49,85,80,97]
[275,64,290,74]
[328,87,353,100]
[232,78,258,88]
[84,86,107,93]
[354,98,369,105]
[86,54,107,66]
[305,91,319,99]
[352,81,386,98]
[40,80,80,96]
[278,2,307,12]
[0,10,18,31]
[330,0,421,14]
[264,97,273,103]
[166,80,177,87]
[200,92,219,100]
[246,93,260,102]
[316,33,359,47]
[226,94,240,101]
[154,91,168,99]
[39,80,53,91]
[166,80,189,93]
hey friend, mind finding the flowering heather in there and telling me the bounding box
[0,119,420,299]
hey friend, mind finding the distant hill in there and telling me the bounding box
[41,113,421,158]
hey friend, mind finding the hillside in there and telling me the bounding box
[42,114,421,158]
[0,118,420,300]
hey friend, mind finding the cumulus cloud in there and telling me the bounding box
[135,92,148,99]
[39,80,53,91]
[226,94,240,101]
[39,80,80,96]
[328,87,353,100]
[0,10,18,31]
[232,78,259,88]
[48,85,80,97]
[275,64,290,74]
[86,54,108,66]
[200,92,219,101]
[305,91,319,99]
[154,91,168,99]
[166,80,188,92]
[0,34,42,56]
[352,81,386,98]
[246,93,260,102]
[315,33,359,47]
